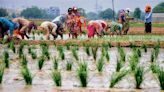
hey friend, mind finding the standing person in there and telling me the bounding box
[118,9,126,33]
[144,5,152,33]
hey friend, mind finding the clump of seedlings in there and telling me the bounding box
[66,60,73,71]
[96,56,104,72]
[71,47,79,61]
[156,68,164,90]
[117,46,126,62]
[116,59,123,72]
[8,41,16,53]
[18,42,26,58]
[65,43,70,50]
[57,46,65,60]
[40,43,50,60]
[3,51,9,68]
[134,66,144,89]
[129,50,139,71]
[38,56,45,70]
[151,63,160,73]
[110,70,128,88]
[150,50,155,62]
[31,50,37,59]
[91,46,98,61]
[21,54,28,67]
[85,46,90,56]
[51,70,62,86]
[53,58,59,70]
[77,62,88,87]
[141,44,147,53]
[0,64,5,84]
[21,66,33,85]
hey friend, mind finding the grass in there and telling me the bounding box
[38,56,45,70]
[66,61,73,71]
[156,68,164,90]
[110,70,128,88]
[0,64,5,84]
[134,66,144,89]
[53,58,58,70]
[85,46,90,56]
[3,51,9,68]
[96,56,104,72]
[21,66,33,85]
[77,62,88,87]
[57,46,65,60]
[51,70,62,86]
[91,46,98,61]
[71,47,79,61]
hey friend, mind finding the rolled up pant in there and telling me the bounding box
[145,22,152,33]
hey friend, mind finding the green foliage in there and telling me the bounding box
[99,8,115,20]
[77,62,88,87]
[40,43,50,60]
[66,61,73,71]
[57,46,65,60]
[31,51,37,59]
[0,8,8,17]
[8,41,16,53]
[157,68,164,90]
[3,51,9,68]
[117,46,126,62]
[153,2,164,13]
[116,59,123,72]
[96,56,104,72]
[85,46,90,56]
[52,70,62,86]
[129,50,139,71]
[21,54,28,67]
[133,7,141,19]
[38,56,45,70]
[53,58,58,70]
[91,46,98,61]
[134,67,144,89]
[21,66,33,85]
[0,64,5,84]
[110,70,128,88]
[151,63,160,73]
[71,47,79,61]
[141,44,147,53]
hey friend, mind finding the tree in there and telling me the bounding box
[0,8,8,17]
[87,12,99,20]
[153,2,164,13]
[21,6,43,18]
[133,8,141,19]
[98,8,115,20]
[78,8,87,18]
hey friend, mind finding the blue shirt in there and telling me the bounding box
[145,12,152,23]
[0,17,15,35]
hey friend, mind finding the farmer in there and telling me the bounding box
[109,21,123,35]
[144,5,152,33]
[0,17,19,39]
[12,18,37,39]
[87,20,103,38]
[123,8,134,34]
[37,21,60,40]
[52,15,66,38]
[118,9,126,33]
[96,20,109,34]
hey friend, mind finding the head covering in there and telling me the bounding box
[126,8,130,13]
[145,5,151,13]
[68,8,72,13]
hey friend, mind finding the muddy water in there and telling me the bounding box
[0,45,164,92]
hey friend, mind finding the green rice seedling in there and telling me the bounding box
[150,51,155,62]
[136,48,141,57]
[31,51,37,59]
[57,46,65,60]
[3,51,9,68]
[151,63,160,73]
[66,61,73,71]
[51,70,62,86]
[21,66,33,85]
[141,44,147,53]
[91,46,98,61]
[28,46,32,54]
[96,56,104,72]
[18,42,26,58]
[116,59,123,72]
[0,64,5,84]
[105,50,110,62]
[21,54,28,67]
[38,56,45,70]
[156,68,164,90]
[129,42,136,49]
[117,47,126,62]
[77,62,88,87]
[134,66,144,89]
[66,43,70,50]
[71,47,79,61]
[85,46,90,56]
[110,70,128,88]
[53,58,58,70]
[129,52,139,71]
[108,42,112,48]
[102,43,109,51]
[8,41,16,53]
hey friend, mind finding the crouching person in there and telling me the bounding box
[109,21,123,35]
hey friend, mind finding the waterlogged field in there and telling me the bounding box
[0,41,164,92]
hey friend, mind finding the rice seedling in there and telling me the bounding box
[71,47,79,61]
[21,54,28,67]
[110,70,128,88]
[21,66,33,85]
[117,46,126,62]
[77,62,88,87]
[57,46,65,60]
[18,42,26,58]
[28,46,32,54]
[51,70,62,86]
[40,43,50,60]
[156,68,164,90]
[65,43,70,50]
[8,41,16,53]
[0,64,5,84]
[129,51,139,71]
[91,46,98,61]
[129,42,136,49]
[66,61,73,71]
[116,59,123,72]
[141,44,147,53]
[151,63,160,73]
[105,50,110,62]
[136,48,141,57]
[38,56,45,70]
[96,56,104,72]
[108,42,112,48]
[31,51,37,59]
[150,50,155,62]
[85,46,90,56]
[53,58,58,70]
[134,66,144,89]
[3,51,9,68]
[102,43,109,51]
